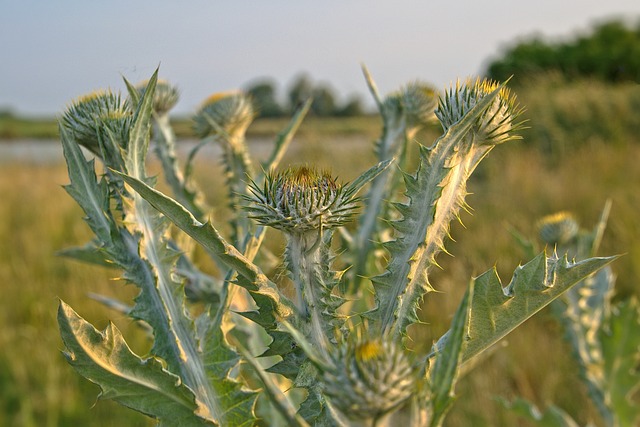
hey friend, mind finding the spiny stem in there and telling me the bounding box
[287,232,333,358]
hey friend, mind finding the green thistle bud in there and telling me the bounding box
[399,81,438,128]
[381,81,437,138]
[193,91,254,140]
[244,166,360,235]
[435,78,522,145]
[134,79,179,115]
[62,90,132,156]
[322,336,415,420]
[537,211,579,245]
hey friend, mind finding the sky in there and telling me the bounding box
[1,0,639,116]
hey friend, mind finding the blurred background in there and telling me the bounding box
[1,1,639,426]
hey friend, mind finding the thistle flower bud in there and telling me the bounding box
[322,336,415,420]
[399,81,438,128]
[193,91,254,140]
[62,90,132,156]
[381,81,437,137]
[435,78,521,145]
[244,166,360,234]
[134,80,179,115]
[537,211,579,245]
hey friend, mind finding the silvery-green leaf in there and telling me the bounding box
[434,252,617,365]
[115,169,294,320]
[58,301,215,426]
[372,84,504,337]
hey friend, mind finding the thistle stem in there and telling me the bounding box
[152,113,206,219]
[287,232,333,357]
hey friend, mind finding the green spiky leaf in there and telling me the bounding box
[435,252,617,365]
[197,309,258,427]
[58,301,215,426]
[372,83,505,337]
[114,169,294,321]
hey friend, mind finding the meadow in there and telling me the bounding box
[0,77,638,426]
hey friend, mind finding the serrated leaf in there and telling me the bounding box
[198,311,258,427]
[120,71,228,421]
[237,344,309,427]
[60,125,115,244]
[372,84,505,337]
[114,169,294,320]
[57,301,215,426]
[435,252,617,365]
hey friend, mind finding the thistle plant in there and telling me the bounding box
[57,67,616,426]
[503,203,640,427]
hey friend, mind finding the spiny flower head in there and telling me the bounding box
[399,81,438,128]
[322,335,416,420]
[62,90,132,156]
[435,77,522,145]
[381,81,438,136]
[245,166,360,234]
[537,211,579,245]
[193,90,254,140]
[134,79,179,115]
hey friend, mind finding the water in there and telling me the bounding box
[0,139,252,165]
[0,139,64,164]
[0,135,371,165]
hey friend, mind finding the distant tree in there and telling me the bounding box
[287,74,314,112]
[245,79,285,118]
[335,95,365,117]
[310,84,338,116]
[486,19,640,83]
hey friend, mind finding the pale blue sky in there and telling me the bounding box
[1,1,638,115]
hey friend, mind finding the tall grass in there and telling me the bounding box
[1,77,638,426]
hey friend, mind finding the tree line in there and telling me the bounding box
[485,19,640,84]
[244,73,366,118]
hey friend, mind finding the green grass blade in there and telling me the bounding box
[263,98,312,172]
[58,301,215,426]
[428,279,473,427]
